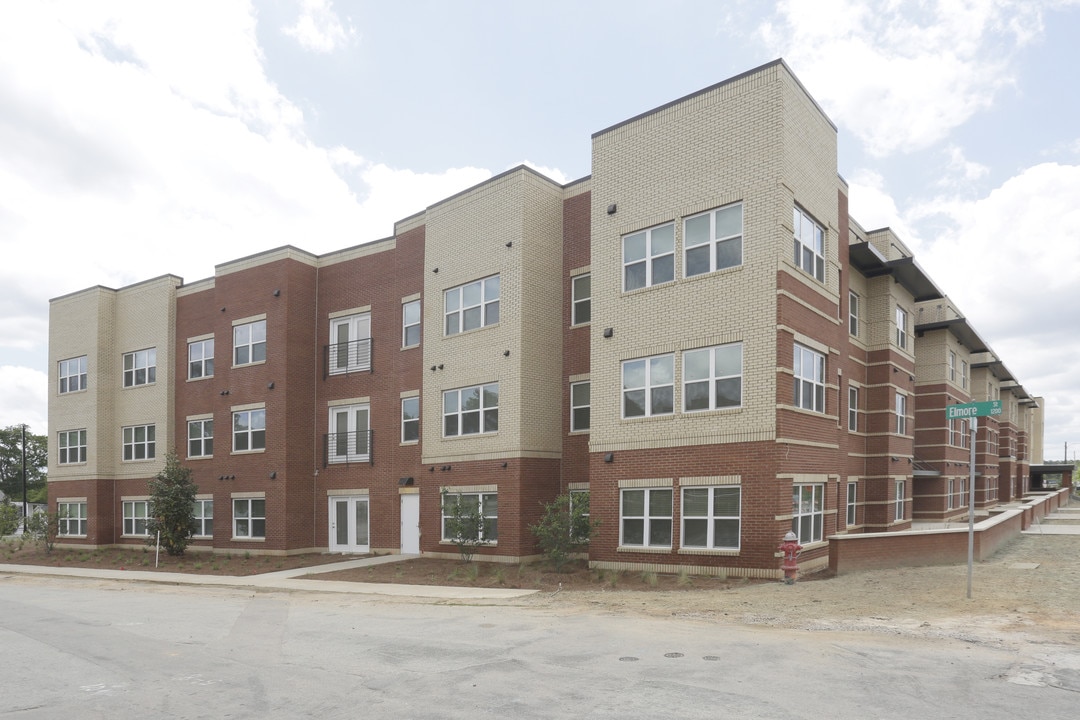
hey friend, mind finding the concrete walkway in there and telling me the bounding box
[1021,505,1080,535]
[0,553,539,600]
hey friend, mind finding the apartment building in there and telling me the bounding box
[47,60,1044,577]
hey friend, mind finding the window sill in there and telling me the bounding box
[441,431,499,441]
[568,429,590,436]
[444,322,500,339]
[58,389,88,396]
[232,360,267,369]
[186,455,213,461]
[120,534,151,539]
[683,405,743,417]
[401,343,420,351]
[400,440,419,446]
[678,547,740,556]
[186,376,214,383]
[121,458,157,464]
[58,462,87,467]
[122,383,157,390]
[57,534,87,539]
[231,449,266,456]
[620,413,674,422]
[438,540,497,547]
[570,321,590,328]
[616,545,671,554]
[328,457,371,465]
[621,279,676,296]
[682,263,744,282]
[230,536,266,542]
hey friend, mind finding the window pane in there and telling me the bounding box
[683,518,707,547]
[685,245,710,277]
[715,378,742,407]
[713,487,740,515]
[716,237,741,268]
[482,384,499,407]
[623,519,644,545]
[714,519,739,548]
[685,214,709,246]
[623,232,646,262]
[484,276,499,301]
[683,488,708,517]
[715,204,741,238]
[571,382,590,406]
[684,349,709,382]
[651,386,673,414]
[483,408,498,432]
[461,387,480,410]
[624,262,646,291]
[462,306,482,331]
[649,489,672,516]
[650,356,673,385]
[652,254,674,284]
[649,519,672,546]
[623,389,645,417]
[651,224,674,254]
[684,381,709,411]
[622,490,644,516]
[623,360,645,389]
[461,411,480,434]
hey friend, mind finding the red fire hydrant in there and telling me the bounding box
[779,531,802,584]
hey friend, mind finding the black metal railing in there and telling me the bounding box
[323,429,374,468]
[324,338,373,379]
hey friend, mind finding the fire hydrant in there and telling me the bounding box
[779,531,802,584]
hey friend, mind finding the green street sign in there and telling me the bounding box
[946,401,1002,419]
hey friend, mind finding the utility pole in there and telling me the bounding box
[21,423,27,533]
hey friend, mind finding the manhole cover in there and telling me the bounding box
[619,656,639,662]
[664,652,684,658]
[1008,563,1041,570]
[703,656,721,661]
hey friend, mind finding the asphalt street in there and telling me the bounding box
[0,574,1073,719]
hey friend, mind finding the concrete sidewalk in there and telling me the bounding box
[1021,507,1080,535]
[0,554,539,600]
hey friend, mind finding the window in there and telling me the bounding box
[233,320,266,366]
[402,300,421,347]
[570,381,590,431]
[330,313,371,374]
[792,484,824,544]
[233,498,265,539]
[846,483,857,526]
[187,419,213,458]
[896,307,908,350]
[958,478,967,508]
[947,479,955,509]
[123,500,151,536]
[443,383,499,437]
[233,409,266,452]
[192,499,213,537]
[683,344,742,412]
[122,424,156,461]
[401,397,419,443]
[948,350,956,382]
[441,492,498,542]
[793,344,825,413]
[681,486,740,550]
[895,480,905,521]
[896,393,907,435]
[793,207,825,282]
[622,354,674,418]
[123,348,156,387]
[445,276,499,335]
[569,489,591,541]
[58,429,86,464]
[848,292,859,337]
[620,488,672,547]
[684,203,742,277]
[59,356,87,394]
[188,339,214,379]
[328,405,370,463]
[848,386,859,431]
[571,274,591,325]
[961,360,968,389]
[57,501,87,536]
[623,223,674,291]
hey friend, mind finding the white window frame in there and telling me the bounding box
[948,350,956,382]
[188,339,214,380]
[402,300,421,348]
[401,396,420,443]
[571,273,591,325]
[895,480,905,521]
[122,500,151,536]
[570,381,590,432]
[846,482,857,527]
[444,275,500,336]
[683,202,743,278]
[946,478,955,510]
[123,348,156,387]
[896,392,907,435]
[187,419,213,458]
[233,320,266,366]
[848,292,859,337]
[59,356,87,394]
[620,488,673,548]
[896,306,908,350]
[793,206,825,282]
[233,497,265,539]
[848,386,858,431]
[329,313,371,374]
[621,354,674,418]
[443,383,499,437]
[328,404,370,463]
[793,344,825,413]
[232,409,266,452]
[57,501,87,536]
[961,360,968,389]
[680,485,740,550]
[441,492,498,543]
[682,343,742,412]
[622,222,675,291]
[792,483,824,544]
[192,498,213,538]
[122,424,156,461]
[58,429,86,465]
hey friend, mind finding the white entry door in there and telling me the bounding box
[329,496,369,553]
[400,493,420,554]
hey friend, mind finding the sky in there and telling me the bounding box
[1,0,1078,461]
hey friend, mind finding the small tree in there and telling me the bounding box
[146,451,199,556]
[442,492,483,563]
[0,502,18,536]
[530,493,597,572]
[26,510,59,553]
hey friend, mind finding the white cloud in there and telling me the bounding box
[759,0,1052,156]
[0,367,48,435]
[282,0,353,54]
[942,145,990,184]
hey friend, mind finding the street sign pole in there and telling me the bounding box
[967,416,977,600]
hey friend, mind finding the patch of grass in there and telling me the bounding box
[491,565,506,585]
[193,562,203,570]
[640,571,658,587]
[676,568,693,587]
[607,569,622,589]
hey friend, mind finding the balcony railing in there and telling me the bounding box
[324,429,374,468]
[325,338,373,378]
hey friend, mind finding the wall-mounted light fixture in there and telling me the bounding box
[269,471,277,479]
[506,241,513,248]
[604,452,614,463]
[607,203,617,215]
[267,382,275,390]
[398,477,414,486]
[432,267,439,273]
[272,289,280,297]
[501,462,508,468]
[503,350,510,357]
[603,328,614,338]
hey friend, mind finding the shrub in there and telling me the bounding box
[530,493,598,572]
[441,492,484,563]
[0,502,18,536]
[26,511,59,553]
[146,452,199,556]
